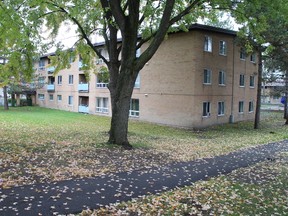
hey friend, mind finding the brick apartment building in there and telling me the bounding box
[35,24,258,128]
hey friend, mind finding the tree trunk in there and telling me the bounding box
[284,71,288,124]
[108,67,138,149]
[3,86,9,110]
[254,51,262,129]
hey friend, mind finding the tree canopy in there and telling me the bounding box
[2,0,288,146]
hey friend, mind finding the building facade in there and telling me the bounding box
[35,24,258,128]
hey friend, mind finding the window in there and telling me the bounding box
[250,53,256,62]
[219,41,227,55]
[38,94,45,100]
[204,36,212,52]
[249,101,254,112]
[218,71,225,85]
[68,96,73,105]
[96,69,109,88]
[203,69,212,84]
[218,102,225,116]
[202,102,211,117]
[38,59,45,70]
[250,75,255,88]
[134,74,140,88]
[239,74,245,87]
[38,76,45,88]
[57,95,62,102]
[68,75,74,85]
[130,99,139,117]
[240,48,246,60]
[96,97,109,113]
[49,94,53,101]
[239,101,244,113]
[57,75,62,85]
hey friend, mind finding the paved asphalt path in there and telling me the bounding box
[1,140,288,215]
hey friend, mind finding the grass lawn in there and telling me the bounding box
[0,106,287,189]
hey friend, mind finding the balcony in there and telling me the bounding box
[47,84,55,91]
[47,66,55,74]
[78,83,89,92]
[79,105,89,113]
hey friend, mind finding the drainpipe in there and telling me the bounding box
[229,37,236,123]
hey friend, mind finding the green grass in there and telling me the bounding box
[0,107,288,188]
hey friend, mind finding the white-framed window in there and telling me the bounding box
[68,75,74,85]
[38,76,45,88]
[57,75,62,85]
[203,69,212,84]
[250,53,256,63]
[239,101,244,113]
[202,101,211,117]
[239,74,245,87]
[96,97,109,114]
[218,101,225,116]
[68,96,73,106]
[240,48,246,60]
[129,99,139,117]
[96,73,109,88]
[134,73,140,88]
[249,75,255,88]
[38,94,45,100]
[249,101,254,113]
[38,59,45,70]
[204,36,212,52]
[218,70,225,85]
[49,94,53,101]
[219,41,227,55]
[57,95,62,102]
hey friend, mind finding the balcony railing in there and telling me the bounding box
[96,82,108,88]
[47,66,55,73]
[47,84,55,91]
[78,83,89,92]
[79,105,89,113]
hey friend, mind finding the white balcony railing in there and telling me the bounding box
[79,105,89,113]
[47,66,55,73]
[96,82,108,88]
[78,83,89,91]
[96,107,108,113]
[47,84,55,91]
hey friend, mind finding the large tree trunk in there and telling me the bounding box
[254,51,263,129]
[3,86,9,110]
[108,66,138,149]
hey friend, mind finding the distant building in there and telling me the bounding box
[261,81,285,104]
[34,24,258,128]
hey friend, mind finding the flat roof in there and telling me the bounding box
[40,23,237,58]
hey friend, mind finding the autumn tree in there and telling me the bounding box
[31,0,255,149]
[231,0,288,128]
[0,1,40,110]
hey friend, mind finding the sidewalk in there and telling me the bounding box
[1,140,287,216]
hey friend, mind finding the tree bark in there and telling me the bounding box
[254,50,263,129]
[108,67,138,149]
[3,86,9,110]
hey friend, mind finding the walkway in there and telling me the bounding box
[1,140,288,216]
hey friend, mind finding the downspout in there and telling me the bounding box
[229,36,236,123]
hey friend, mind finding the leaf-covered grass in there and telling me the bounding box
[87,152,288,215]
[0,107,287,188]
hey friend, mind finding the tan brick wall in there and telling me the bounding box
[35,26,257,128]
